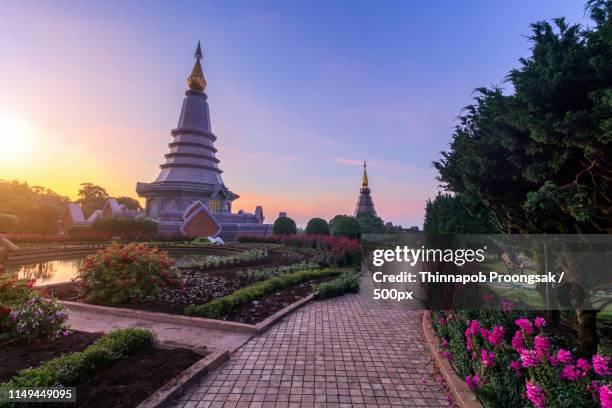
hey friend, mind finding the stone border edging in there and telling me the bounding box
[62,293,316,335]
[136,349,229,408]
[61,301,258,333]
[422,311,482,408]
[254,294,314,333]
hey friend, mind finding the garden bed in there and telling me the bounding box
[72,346,203,408]
[0,331,102,383]
[1,328,205,408]
[49,247,320,316]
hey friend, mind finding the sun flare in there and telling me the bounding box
[0,109,34,162]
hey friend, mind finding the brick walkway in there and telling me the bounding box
[174,276,450,407]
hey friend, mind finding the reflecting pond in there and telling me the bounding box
[6,254,217,286]
[7,259,85,286]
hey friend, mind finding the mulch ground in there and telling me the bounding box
[73,347,203,408]
[226,276,333,324]
[0,330,102,383]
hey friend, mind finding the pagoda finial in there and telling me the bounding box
[361,161,369,189]
[194,40,203,60]
[188,41,206,92]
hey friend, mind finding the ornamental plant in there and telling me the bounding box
[1,264,69,343]
[434,310,611,408]
[177,248,268,270]
[77,242,181,306]
[6,293,69,343]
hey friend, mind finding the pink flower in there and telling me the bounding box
[560,364,579,381]
[534,335,551,357]
[534,317,546,329]
[442,338,449,348]
[483,293,495,303]
[465,328,472,351]
[526,381,546,408]
[440,351,453,361]
[479,327,490,339]
[600,384,612,408]
[488,326,505,347]
[589,381,600,396]
[576,358,591,374]
[515,317,534,335]
[481,349,496,368]
[501,300,513,313]
[593,354,612,377]
[470,320,480,336]
[438,316,447,325]
[520,349,539,368]
[549,355,559,367]
[512,330,525,351]
[509,360,522,376]
[465,374,481,390]
[557,349,573,365]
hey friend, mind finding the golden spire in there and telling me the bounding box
[361,161,369,188]
[187,41,206,92]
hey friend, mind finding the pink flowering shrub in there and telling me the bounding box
[77,242,182,305]
[433,310,610,408]
[238,234,361,266]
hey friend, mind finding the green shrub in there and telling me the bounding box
[3,328,154,387]
[314,272,359,299]
[305,218,330,235]
[4,293,69,343]
[185,268,346,318]
[91,218,158,235]
[273,217,297,235]
[178,249,268,270]
[236,262,320,281]
[78,242,181,305]
[330,215,361,238]
[0,213,17,233]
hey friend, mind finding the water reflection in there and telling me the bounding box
[5,254,213,286]
[7,259,84,286]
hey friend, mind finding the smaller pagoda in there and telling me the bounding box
[353,161,377,217]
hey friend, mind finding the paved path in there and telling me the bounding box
[174,276,450,407]
[67,308,251,353]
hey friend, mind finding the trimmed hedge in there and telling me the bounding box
[331,216,362,238]
[305,218,330,235]
[2,328,154,388]
[314,272,359,299]
[185,268,346,318]
[91,218,158,235]
[272,217,297,235]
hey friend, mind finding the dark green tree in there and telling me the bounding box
[76,183,109,218]
[330,215,362,239]
[305,218,330,235]
[434,0,612,354]
[273,217,297,235]
[356,214,387,234]
[116,196,142,210]
[423,193,497,234]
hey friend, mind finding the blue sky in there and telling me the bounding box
[0,1,590,227]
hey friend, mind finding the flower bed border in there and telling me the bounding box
[137,347,229,408]
[422,311,482,408]
[6,244,245,266]
[61,293,315,335]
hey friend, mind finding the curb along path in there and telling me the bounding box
[174,275,450,407]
